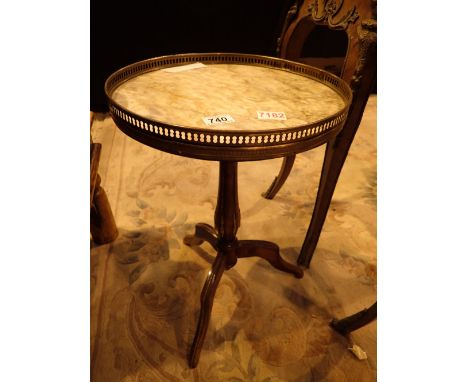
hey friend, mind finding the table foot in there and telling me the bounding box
[237,240,304,279]
[183,223,219,251]
[189,252,226,368]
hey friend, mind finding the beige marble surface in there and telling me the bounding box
[112,63,345,131]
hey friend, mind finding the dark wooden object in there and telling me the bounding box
[330,302,377,335]
[105,54,351,368]
[264,0,377,268]
[184,161,304,368]
[90,114,118,244]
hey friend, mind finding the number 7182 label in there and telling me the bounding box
[257,111,287,120]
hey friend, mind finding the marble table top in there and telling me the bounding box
[111,63,345,131]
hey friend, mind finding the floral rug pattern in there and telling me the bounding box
[91,96,377,381]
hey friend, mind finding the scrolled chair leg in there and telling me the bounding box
[330,302,377,335]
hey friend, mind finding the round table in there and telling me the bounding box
[105,53,352,368]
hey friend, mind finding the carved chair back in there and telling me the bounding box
[277,0,377,136]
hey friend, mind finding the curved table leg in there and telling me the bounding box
[183,223,219,251]
[262,154,296,200]
[330,302,377,336]
[237,240,304,278]
[189,252,227,368]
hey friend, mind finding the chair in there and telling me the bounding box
[90,112,119,244]
[264,0,377,268]
[330,302,377,335]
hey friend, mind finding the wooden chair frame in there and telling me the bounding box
[264,0,377,268]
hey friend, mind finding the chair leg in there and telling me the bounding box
[91,175,118,244]
[330,302,377,335]
[297,133,353,268]
[262,154,296,199]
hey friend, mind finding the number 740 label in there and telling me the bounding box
[257,111,287,120]
[203,114,236,126]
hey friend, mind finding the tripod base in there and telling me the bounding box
[184,222,303,368]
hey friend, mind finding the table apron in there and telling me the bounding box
[113,117,343,162]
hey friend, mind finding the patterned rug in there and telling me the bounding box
[91,95,377,381]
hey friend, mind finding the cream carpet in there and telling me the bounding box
[91,95,377,381]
